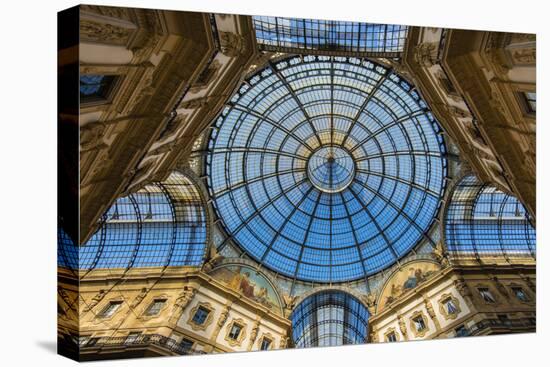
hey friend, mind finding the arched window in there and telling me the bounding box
[58,171,208,270]
[291,290,369,348]
[445,175,535,259]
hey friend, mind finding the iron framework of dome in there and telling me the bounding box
[206,55,447,283]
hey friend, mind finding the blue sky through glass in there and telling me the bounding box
[207,56,447,283]
[445,175,536,258]
[58,172,207,270]
[253,17,408,56]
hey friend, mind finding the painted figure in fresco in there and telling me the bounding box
[254,287,272,309]
[228,270,244,291]
[224,267,277,310]
[403,268,419,289]
[239,272,255,298]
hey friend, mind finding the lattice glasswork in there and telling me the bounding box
[207,56,447,283]
[58,171,207,270]
[253,16,408,57]
[445,174,536,259]
[80,75,115,102]
[291,290,369,347]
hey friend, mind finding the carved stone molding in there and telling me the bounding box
[409,310,430,338]
[279,335,289,349]
[383,327,399,342]
[510,48,536,65]
[83,289,107,312]
[168,286,197,324]
[80,19,132,45]
[189,60,222,93]
[424,297,436,320]
[130,287,149,310]
[438,293,462,321]
[454,277,472,299]
[247,318,261,351]
[186,301,215,331]
[397,315,408,339]
[224,318,248,347]
[219,31,246,57]
[80,5,132,22]
[361,293,377,315]
[59,287,77,312]
[432,242,449,267]
[179,96,213,110]
[211,302,232,341]
[257,332,275,350]
[370,329,379,343]
[414,42,438,67]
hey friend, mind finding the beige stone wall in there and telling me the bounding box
[59,267,290,356]
[369,266,536,343]
[77,6,259,244]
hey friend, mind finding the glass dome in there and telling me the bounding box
[207,55,447,283]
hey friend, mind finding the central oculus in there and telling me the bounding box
[307,146,355,193]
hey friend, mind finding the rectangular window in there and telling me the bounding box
[413,316,426,332]
[512,287,529,302]
[498,314,511,327]
[386,332,397,342]
[98,301,122,318]
[145,299,166,316]
[80,74,116,104]
[228,323,243,340]
[523,91,536,113]
[478,288,496,303]
[444,298,459,314]
[455,325,469,337]
[260,337,272,350]
[180,338,194,353]
[192,306,211,325]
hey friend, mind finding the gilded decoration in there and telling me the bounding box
[409,311,430,338]
[187,302,215,331]
[397,315,407,338]
[247,318,261,351]
[224,318,248,347]
[384,327,399,342]
[361,293,377,315]
[209,265,284,316]
[257,332,275,350]
[377,261,440,312]
[438,293,462,321]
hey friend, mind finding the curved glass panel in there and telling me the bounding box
[291,290,369,347]
[207,56,447,282]
[58,171,207,270]
[445,175,536,258]
[307,146,355,193]
[253,16,407,56]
